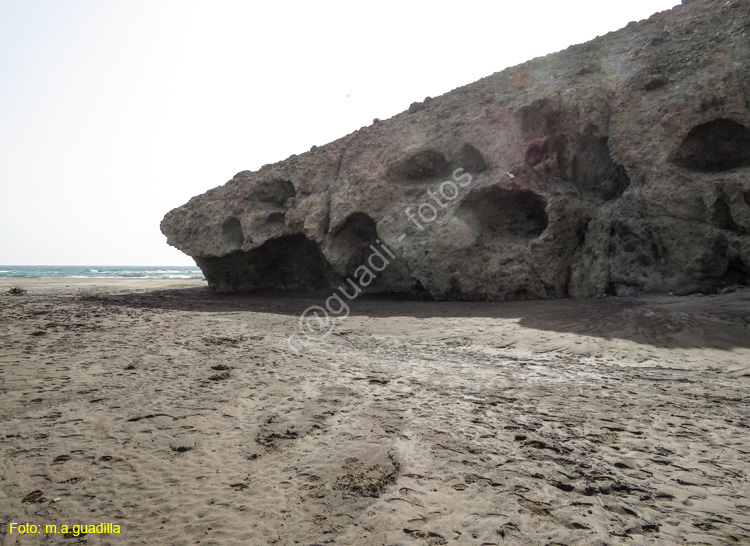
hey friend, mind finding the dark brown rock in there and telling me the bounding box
[162,0,750,299]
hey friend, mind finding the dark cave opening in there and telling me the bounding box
[459,187,548,242]
[222,217,244,250]
[196,234,335,292]
[395,150,451,181]
[721,258,750,287]
[674,119,750,172]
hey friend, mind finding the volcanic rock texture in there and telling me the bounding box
[162,0,750,300]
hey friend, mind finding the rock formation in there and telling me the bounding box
[161,0,750,300]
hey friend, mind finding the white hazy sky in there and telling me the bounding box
[0,0,680,266]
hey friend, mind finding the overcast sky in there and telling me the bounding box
[0,0,680,266]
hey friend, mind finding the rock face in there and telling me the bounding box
[162,0,750,300]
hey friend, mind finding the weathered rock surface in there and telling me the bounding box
[162,0,750,300]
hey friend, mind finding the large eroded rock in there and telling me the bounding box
[162,0,750,300]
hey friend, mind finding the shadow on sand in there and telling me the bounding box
[80,285,750,351]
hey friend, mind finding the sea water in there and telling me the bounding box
[0,265,204,279]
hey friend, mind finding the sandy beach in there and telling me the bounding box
[1,279,749,545]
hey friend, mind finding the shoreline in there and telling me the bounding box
[0,277,208,291]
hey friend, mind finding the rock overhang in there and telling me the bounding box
[161,0,750,300]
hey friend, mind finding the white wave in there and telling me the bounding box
[64,273,204,279]
[70,275,134,278]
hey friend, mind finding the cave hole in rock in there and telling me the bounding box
[222,217,244,250]
[514,289,536,300]
[571,131,631,201]
[606,282,640,298]
[519,98,566,136]
[458,144,487,174]
[396,150,451,181]
[195,234,335,292]
[722,257,750,287]
[458,187,548,242]
[327,212,423,294]
[265,211,286,225]
[673,119,750,172]
[520,100,570,178]
[520,101,631,201]
[329,212,379,276]
[255,179,296,204]
[525,134,570,179]
[408,277,434,300]
[711,194,740,232]
[446,277,464,301]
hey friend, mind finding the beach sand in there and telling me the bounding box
[1,279,749,545]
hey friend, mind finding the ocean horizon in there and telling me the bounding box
[0,265,205,280]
